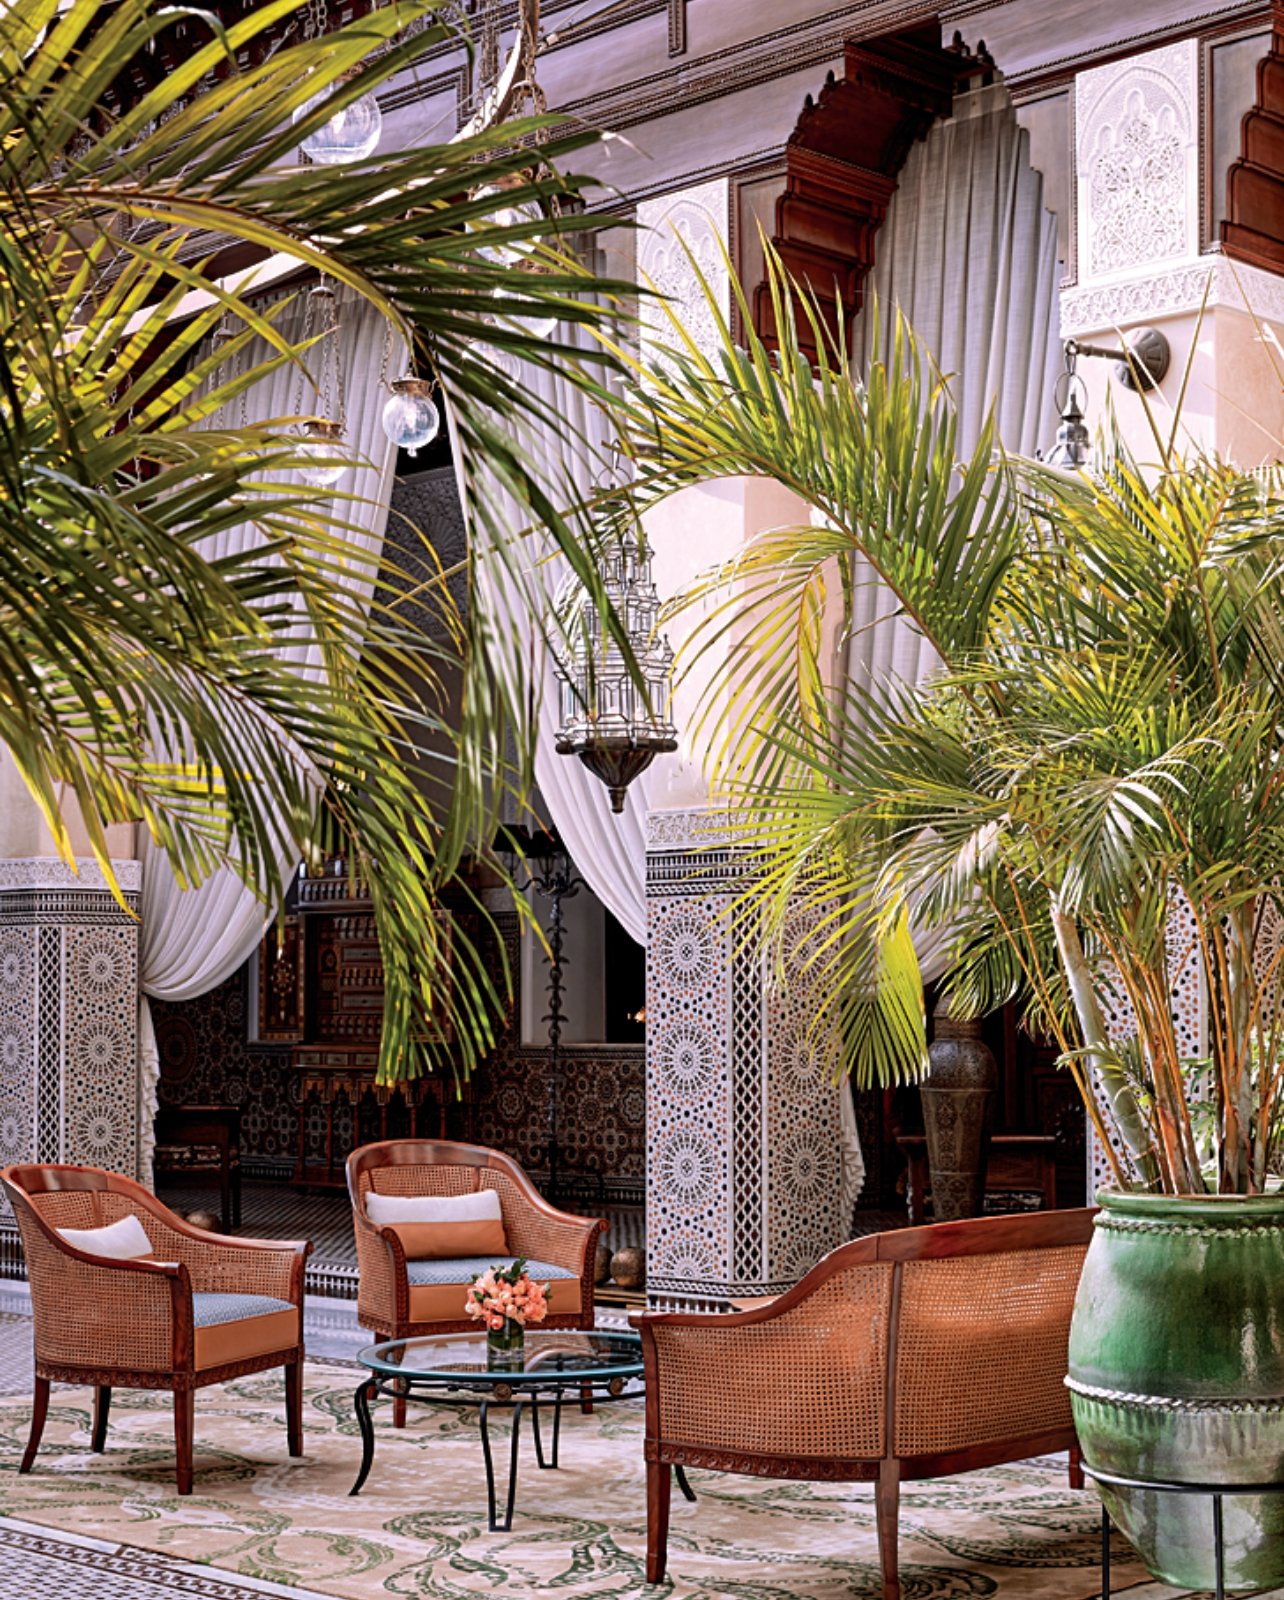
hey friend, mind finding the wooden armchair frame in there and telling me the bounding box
[348,1139,604,1424]
[638,1208,1096,1600]
[2,1163,310,1495]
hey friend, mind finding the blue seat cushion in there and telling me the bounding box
[190,1292,298,1371]
[192,1292,296,1327]
[405,1257,578,1287]
[404,1257,583,1321]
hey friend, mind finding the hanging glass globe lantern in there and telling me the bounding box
[293,74,382,164]
[471,186,541,268]
[552,489,677,813]
[381,378,440,457]
[296,418,347,486]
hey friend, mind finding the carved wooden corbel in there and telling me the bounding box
[1221,2,1284,275]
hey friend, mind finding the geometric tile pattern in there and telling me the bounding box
[466,907,647,1204]
[151,965,298,1174]
[0,862,141,1230]
[645,809,845,1309]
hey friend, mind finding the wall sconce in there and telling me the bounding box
[1043,327,1172,470]
[1065,326,1170,393]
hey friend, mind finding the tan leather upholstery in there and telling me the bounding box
[194,1308,300,1371]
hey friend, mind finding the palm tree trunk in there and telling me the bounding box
[1052,902,1160,1190]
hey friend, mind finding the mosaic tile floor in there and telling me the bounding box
[0,1515,333,1600]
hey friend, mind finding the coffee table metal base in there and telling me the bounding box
[349,1373,689,1532]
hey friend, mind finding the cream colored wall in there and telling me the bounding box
[1072,305,1284,471]
[0,745,137,863]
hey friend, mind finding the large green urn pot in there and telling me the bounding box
[1068,1190,1284,1590]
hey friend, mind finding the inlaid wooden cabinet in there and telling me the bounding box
[258,868,470,1188]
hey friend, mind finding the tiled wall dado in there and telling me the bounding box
[0,860,141,1236]
[645,809,845,1310]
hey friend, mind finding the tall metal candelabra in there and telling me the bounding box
[496,826,584,1199]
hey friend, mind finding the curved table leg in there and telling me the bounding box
[349,1379,378,1496]
[529,1389,564,1471]
[479,1400,525,1532]
[675,1465,697,1503]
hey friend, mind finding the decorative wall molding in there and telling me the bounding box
[0,859,141,1211]
[0,857,142,893]
[645,806,740,851]
[1060,249,1284,333]
[752,28,981,356]
[1075,40,1201,285]
[645,825,845,1307]
[636,180,732,370]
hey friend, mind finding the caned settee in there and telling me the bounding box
[637,1207,1095,1599]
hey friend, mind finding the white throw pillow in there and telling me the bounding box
[57,1213,153,1260]
[366,1189,502,1225]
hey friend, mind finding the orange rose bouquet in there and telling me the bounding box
[466,1256,550,1364]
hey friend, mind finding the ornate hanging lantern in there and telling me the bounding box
[296,418,347,487]
[553,462,677,813]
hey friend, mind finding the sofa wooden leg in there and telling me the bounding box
[580,1382,594,1416]
[174,1388,195,1496]
[876,1460,901,1600]
[20,1376,50,1473]
[285,1360,303,1457]
[1068,1441,1085,1491]
[92,1385,111,1452]
[645,1459,672,1584]
[392,1393,407,1429]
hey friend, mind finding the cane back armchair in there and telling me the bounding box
[348,1139,605,1425]
[2,1163,310,1494]
[638,1207,1096,1600]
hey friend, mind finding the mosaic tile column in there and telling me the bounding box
[0,859,141,1245]
[645,809,845,1310]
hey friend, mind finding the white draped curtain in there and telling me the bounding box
[138,285,400,1179]
[463,332,664,945]
[847,79,1063,986]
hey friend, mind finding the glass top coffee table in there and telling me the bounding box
[350,1330,664,1531]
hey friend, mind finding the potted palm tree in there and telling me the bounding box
[610,251,1284,1590]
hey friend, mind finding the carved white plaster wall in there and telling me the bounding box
[636,179,731,372]
[1075,41,1199,287]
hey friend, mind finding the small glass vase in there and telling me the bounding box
[486,1318,525,1369]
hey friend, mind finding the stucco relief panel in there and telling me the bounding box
[1075,41,1198,284]
[636,179,731,373]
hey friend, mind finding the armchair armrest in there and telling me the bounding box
[479,1166,602,1273]
[138,1210,309,1303]
[353,1205,407,1327]
[22,1226,192,1373]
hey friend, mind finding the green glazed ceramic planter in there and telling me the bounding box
[1068,1190,1284,1591]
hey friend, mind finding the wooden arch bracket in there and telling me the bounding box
[752,26,992,359]
[1222,2,1284,274]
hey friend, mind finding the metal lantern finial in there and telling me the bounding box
[552,453,677,812]
[1045,344,1093,470]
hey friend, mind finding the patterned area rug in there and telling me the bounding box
[0,1363,1169,1599]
